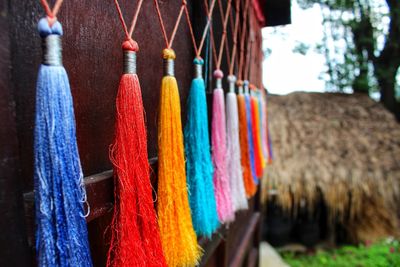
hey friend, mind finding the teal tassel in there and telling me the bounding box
[184,58,219,238]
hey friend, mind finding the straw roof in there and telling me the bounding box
[265,92,400,242]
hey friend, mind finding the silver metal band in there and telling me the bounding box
[194,63,202,78]
[244,80,250,94]
[228,81,235,93]
[42,35,62,66]
[164,59,175,76]
[123,51,137,74]
[216,78,222,89]
[238,85,244,94]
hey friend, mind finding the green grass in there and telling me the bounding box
[282,239,400,267]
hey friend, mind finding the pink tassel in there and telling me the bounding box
[212,70,234,223]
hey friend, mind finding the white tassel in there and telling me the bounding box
[226,75,248,211]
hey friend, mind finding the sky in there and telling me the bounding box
[262,1,326,95]
[262,0,392,96]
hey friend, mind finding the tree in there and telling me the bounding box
[297,0,400,119]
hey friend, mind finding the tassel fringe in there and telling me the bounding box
[184,73,219,238]
[212,87,234,223]
[34,64,93,267]
[226,92,248,211]
[107,72,166,267]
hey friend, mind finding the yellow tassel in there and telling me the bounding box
[157,49,202,267]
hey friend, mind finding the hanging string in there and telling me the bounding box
[238,0,250,82]
[206,0,232,70]
[228,0,240,76]
[183,0,217,58]
[35,0,93,266]
[152,0,202,265]
[40,0,63,22]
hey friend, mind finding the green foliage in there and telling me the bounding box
[293,42,311,55]
[282,240,400,267]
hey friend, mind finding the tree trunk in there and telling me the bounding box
[374,0,400,119]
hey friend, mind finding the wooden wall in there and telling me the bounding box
[1,0,265,266]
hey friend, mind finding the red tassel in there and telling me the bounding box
[107,42,166,267]
[250,94,263,178]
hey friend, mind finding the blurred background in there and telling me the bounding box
[261,1,400,266]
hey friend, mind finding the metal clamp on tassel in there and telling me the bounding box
[227,75,236,93]
[42,35,62,66]
[244,80,250,94]
[194,58,204,78]
[38,17,64,66]
[237,80,244,94]
[213,69,224,89]
[162,49,176,77]
[164,58,174,76]
[123,51,137,74]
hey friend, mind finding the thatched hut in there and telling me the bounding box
[265,92,400,242]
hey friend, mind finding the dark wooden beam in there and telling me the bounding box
[0,0,31,265]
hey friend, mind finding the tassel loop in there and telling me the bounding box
[237,79,244,94]
[244,80,250,94]
[163,49,175,76]
[38,17,63,66]
[213,69,224,89]
[123,50,137,74]
[194,58,204,78]
[227,75,236,93]
[121,40,139,75]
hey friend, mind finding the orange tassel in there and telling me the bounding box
[237,91,257,197]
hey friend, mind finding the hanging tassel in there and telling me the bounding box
[250,86,264,177]
[34,18,93,267]
[258,90,268,163]
[255,89,267,169]
[265,93,274,163]
[184,58,219,238]
[211,69,234,223]
[237,81,257,197]
[157,49,201,267]
[226,75,248,211]
[107,40,166,267]
[244,81,258,182]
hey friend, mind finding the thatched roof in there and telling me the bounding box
[265,92,400,242]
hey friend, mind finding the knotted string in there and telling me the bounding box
[113,0,144,41]
[228,0,241,76]
[206,0,233,70]
[40,0,64,25]
[237,0,250,81]
[153,0,188,49]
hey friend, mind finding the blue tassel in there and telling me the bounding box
[245,94,258,183]
[34,18,93,267]
[184,58,219,238]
